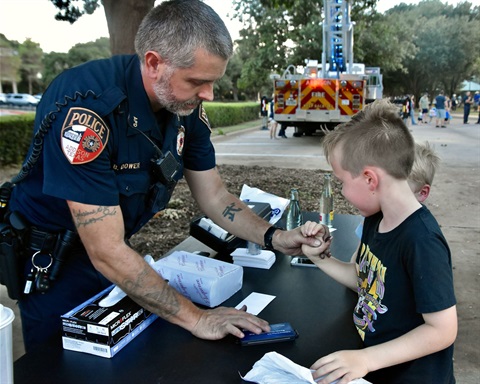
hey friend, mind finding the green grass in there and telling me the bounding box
[210,119,263,136]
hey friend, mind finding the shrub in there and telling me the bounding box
[0,114,35,166]
[203,102,259,128]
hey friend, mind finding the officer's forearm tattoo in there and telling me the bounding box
[222,202,242,222]
[72,206,117,228]
[122,266,180,320]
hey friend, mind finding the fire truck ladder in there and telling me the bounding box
[321,0,354,77]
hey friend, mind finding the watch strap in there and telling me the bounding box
[264,226,282,251]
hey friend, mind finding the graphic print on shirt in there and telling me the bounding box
[354,243,388,341]
[61,107,109,164]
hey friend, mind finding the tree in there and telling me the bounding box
[42,52,70,88]
[18,39,44,94]
[215,52,244,101]
[50,0,154,54]
[41,38,111,87]
[0,34,22,93]
[380,1,480,97]
[68,38,111,66]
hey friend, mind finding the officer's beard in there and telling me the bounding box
[153,67,202,116]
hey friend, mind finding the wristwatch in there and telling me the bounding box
[263,226,282,251]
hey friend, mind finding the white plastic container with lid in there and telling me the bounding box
[0,304,15,384]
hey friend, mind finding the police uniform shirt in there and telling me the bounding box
[10,55,215,237]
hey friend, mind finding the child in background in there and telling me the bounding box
[445,95,452,125]
[428,104,437,123]
[408,141,440,202]
[301,99,456,384]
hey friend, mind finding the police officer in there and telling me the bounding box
[8,0,328,352]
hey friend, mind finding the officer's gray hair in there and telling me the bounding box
[134,0,233,68]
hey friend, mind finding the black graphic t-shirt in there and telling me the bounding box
[356,206,456,384]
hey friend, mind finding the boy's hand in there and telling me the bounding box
[300,221,332,260]
[273,221,328,256]
[311,350,369,384]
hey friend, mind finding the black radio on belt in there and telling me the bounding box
[151,151,180,185]
[128,121,180,185]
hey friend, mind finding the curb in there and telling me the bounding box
[210,125,263,143]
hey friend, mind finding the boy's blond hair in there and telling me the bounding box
[323,99,415,179]
[408,141,440,193]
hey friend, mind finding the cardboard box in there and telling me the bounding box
[61,285,158,358]
[153,251,243,308]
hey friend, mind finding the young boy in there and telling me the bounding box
[353,140,440,247]
[301,99,457,384]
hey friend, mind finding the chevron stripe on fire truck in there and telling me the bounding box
[300,79,337,110]
[339,80,365,116]
[274,80,297,115]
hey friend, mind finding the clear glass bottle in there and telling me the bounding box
[286,188,303,230]
[319,173,334,227]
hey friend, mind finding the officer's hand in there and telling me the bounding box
[190,305,270,340]
[274,221,330,256]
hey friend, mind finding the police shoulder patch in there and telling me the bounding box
[199,105,212,132]
[177,125,185,156]
[61,107,110,164]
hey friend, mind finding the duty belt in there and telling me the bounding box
[26,227,59,253]
[24,227,82,255]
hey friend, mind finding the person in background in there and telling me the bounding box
[463,91,473,124]
[435,90,446,128]
[451,94,457,111]
[6,0,324,352]
[300,99,456,384]
[260,95,269,130]
[428,103,437,123]
[407,141,440,202]
[268,97,278,139]
[409,94,417,125]
[473,91,480,124]
[402,95,411,126]
[444,95,452,125]
[419,92,429,124]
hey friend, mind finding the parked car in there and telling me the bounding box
[6,93,39,106]
[0,93,6,105]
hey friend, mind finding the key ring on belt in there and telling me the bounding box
[31,251,53,271]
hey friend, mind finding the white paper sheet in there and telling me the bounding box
[235,292,276,315]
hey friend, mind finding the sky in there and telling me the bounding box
[0,0,465,54]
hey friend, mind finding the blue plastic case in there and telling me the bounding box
[239,322,299,346]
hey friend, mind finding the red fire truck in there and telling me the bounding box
[272,0,383,137]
